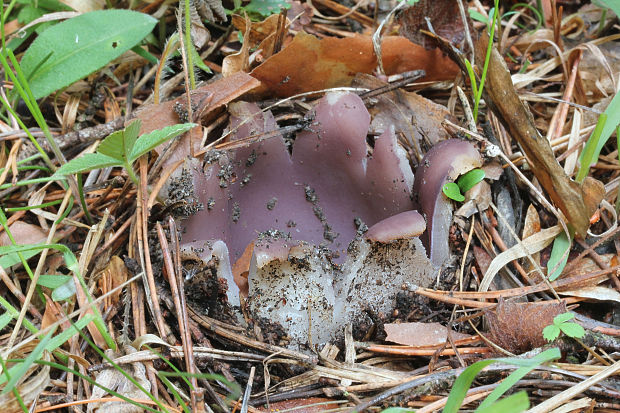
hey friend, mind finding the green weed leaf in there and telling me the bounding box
[129,122,196,162]
[559,322,585,338]
[457,168,485,193]
[0,249,39,269]
[543,324,561,341]
[599,0,620,20]
[55,153,121,176]
[98,119,142,162]
[20,10,157,99]
[38,274,77,301]
[96,130,126,160]
[51,278,76,301]
[442,182,465,202]
[476,391,529,413]
[37,274,72,289]
[553,312,575,324]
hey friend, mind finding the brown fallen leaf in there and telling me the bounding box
[232,241,253,297]
[134,72,261,135]
[485,298,566,353]
[232,13,280,47]
[133,72,261,171]
[251,32,459,97]
[223,14,252,76]
[384,322,471,347]
[398,0,467,50]
[286,1,313,31]
[41,295,70,332]
[0,221,47,246]
[474,32,604,237]
[352,73,453,155]
[521,204,543,280]
[88,345,150,413]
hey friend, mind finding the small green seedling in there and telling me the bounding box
[442,168,486,202]
[543,312,586,342]
[54,119,196,186]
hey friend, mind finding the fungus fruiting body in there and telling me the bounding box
[178,92,480,348]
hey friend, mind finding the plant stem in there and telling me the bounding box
[125,160,141,187]
[183,0,196,89]
[473,0,499,121]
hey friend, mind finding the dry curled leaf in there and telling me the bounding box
[0,344,51,413]
[352,73,453,153]
[88,345,150,413]
[193,0,227,23]
[97,256,129,311]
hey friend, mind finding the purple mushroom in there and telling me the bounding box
[178,92,479,347]
[414,139,482,267]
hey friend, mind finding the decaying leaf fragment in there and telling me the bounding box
[474,33,604,237]
[352,73,453,155]
[88,345,150,413]
[485,299,566,353]
[384,322,472,347]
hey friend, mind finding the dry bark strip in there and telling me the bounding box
[474,32,604,237]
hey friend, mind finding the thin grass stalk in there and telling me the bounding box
[473,0,500,121]
[183,0,196,89]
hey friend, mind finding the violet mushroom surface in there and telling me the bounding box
[413,139,483,268]
[180,92,437,347]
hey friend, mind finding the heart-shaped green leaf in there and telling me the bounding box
[442,182,465,202]
[457,168,485,193]
[21,9,157,99]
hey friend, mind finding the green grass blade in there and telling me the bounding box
[0,326,56,395]
[475,391,529,413]
[547,230,572,281]
[0,297,38,334]
[444,348,560,413]
[576,112,609,182]
[476,348,560,410]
